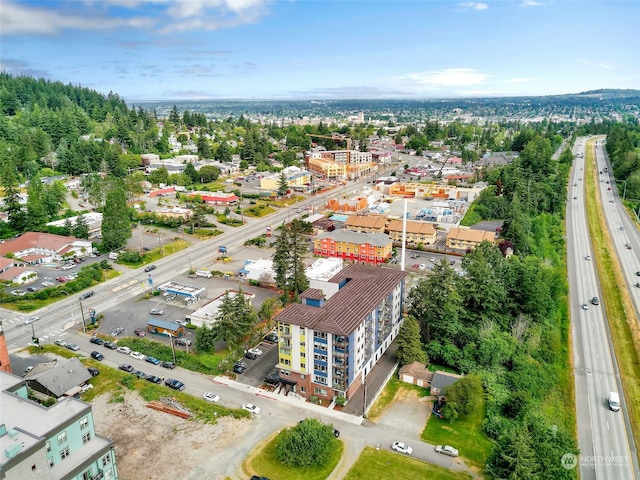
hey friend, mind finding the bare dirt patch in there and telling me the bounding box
[92,391,251,480]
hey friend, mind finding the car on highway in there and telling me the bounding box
[146,375,162,384]
[165,378,185,391]
[626,243,632,249]
[134,328,146,337]
[391,442,412,455]
[61,263,75,271]
[90,336,104,345]
[111,327,125,336]
[150,309,164,315]
[591,296,600,305]
[636,283,640,288]
[103,341,117,350]
[161,361,176,369]
[585,255,591,261]
[248,347,263,356]
[419,264,427,270]
[66,343,80,351]
[409,254,420,259]
[242,403,260,415]
[79,290,95,300]
[91,351,104,361]
[130,351,146,361]
[203,392,220,403]
[145,356,160,365]
[25,316,39,325]
[119,364,134,373]
[117,346,131,355]
[435,445,459,457]
[582,302,589,310]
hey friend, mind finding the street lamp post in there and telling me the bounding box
[79,299,87,334]
[169,334,177,364]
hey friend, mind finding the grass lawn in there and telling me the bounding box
[244,430,343,480]
[344,447,472,480]
[422,396,493,472]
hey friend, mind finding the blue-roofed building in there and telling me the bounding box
[146,318,185,337]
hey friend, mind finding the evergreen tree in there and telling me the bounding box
[62,217,73,236]
[396,316,427,366]
[212,289,257,347]
[25,177,48,231]
[101,177,131,250]
[184,162,199,184]
[73,213,90,239]
[1,163,26,231]
[168,104,181,125]
[197,135,211,158]
[272,220,309,301]
[214,141,232,162]
[277,172,289,198]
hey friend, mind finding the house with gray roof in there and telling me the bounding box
[24,357,92,398]
[430,371,464,396]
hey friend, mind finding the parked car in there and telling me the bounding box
[145,356,160,365]
[409,254,420,259]
[90,336,104,345]
[244,351,258,360]
[391,442,412,455]
[264,332,278,343]
[26,286,39,292]
[146,375,162,384]
[175,319,187,326]
[165,378,185,391]
[111,327,125,336]
[150,309,164,315]
[130,351,146,361]
[119,364,134,373]
[11,289,25,296]
[55,339,67,347]
[132,370,147,379]
[117,346,131,355]
[134,327,146,337]
[242,403,260,415]
[233,361,248,374]
[203,392,220,403]
[144,264,157,272]
[435,445,459,457]
[87,367,100,377]
[55,276,68,283]
[61,263,75,271]
[248,348,263,356]
[79,290,95,300]
[161,361,176,369]
[91,351,104,361]
[175,337,192,347]
[65,343,80,351]
[103,341,117,350]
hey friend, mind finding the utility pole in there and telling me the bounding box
[79,299,87,334]
[169,334,177,364]
[138,220,143,255]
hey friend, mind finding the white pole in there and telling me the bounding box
[400,198,407,272]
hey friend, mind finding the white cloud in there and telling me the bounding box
[399,68,489,88]
[1,0,271,36]
[598,63,612,70]
[458,2,489,11]
[505,77,533,84]
[520,0,544,6]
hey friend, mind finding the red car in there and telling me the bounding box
[55,276,68,282]
[134,328,146,337]
[411,264,420,269]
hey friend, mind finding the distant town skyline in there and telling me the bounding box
[1,1,639,102]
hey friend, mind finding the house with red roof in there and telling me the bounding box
[0,257,37,285]
[0,232,92,265]
[187,191,239,206]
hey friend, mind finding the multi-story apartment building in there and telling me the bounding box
[313,231,393,265]
[0,371,118,480]
[274,264,406,403]
[259,166,312,192]
[446,226,496,250]
[306,150,376,180]
[386,219,437,246]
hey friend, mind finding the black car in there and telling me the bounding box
[119,364,134,373]
[233,361,248,374]
[90,336,104,345]
[263,332,278,343]
[165,378,185,391]
[264,369,280,386]
[27,286,39,292]
[87,367,100,377]
[90,351,104,361]
[146,375,162,384]
[144,264,157,273]
[161,361,176,369]
[80,290,95,300]
[103,341,117,350]
[244,351,258,360]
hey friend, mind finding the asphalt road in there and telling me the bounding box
[568,136,639,479]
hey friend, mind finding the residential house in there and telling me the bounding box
[0,370,119,480]
[313,231,393,265]
[0,257,37,285]
[386,219,437,246]
[399,362,433,388]
[24,358,91,399]
[274,264,406,403]
[0,233,92,265]
[445,226,496,250]
[430,371,463,396]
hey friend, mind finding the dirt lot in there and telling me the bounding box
[92,391,252,480]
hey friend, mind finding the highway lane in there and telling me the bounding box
[569,137,638,479]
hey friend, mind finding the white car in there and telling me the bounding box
[429,257,436,262]
[242,403,260,415]
[175,319,187,326]
[25,316,39,325]
[418,264,426,270]
[581,302,589,310]
[391,442,412,455]
[248,348,263,356]
[150,309,164,315]
[203,392,220,403]
[117,346,132,355]
[61,264,75,271]
[54,339,67,347]
[435,445,459,457]
[585,255,591,261]
[130,351,146,361]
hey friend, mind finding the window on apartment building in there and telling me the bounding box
[300,386,306,393]
[46,441,51,452]
[300,352,306,358]
[301,363,306,369]
[280,370,290,377]
[48,457,54,468]
[282,359,291,366]
[57,431,67,445]
[82,470,93,480]
[60,447,70,460]
[101,454,112,467]
[314,387,328,396]
[315,364,327,372]
[82,432,91,444]
[80,416,89,429]
[313,353,327,362]
[314,375,327,385]
[316,331,327,339]
[32,464,37,472]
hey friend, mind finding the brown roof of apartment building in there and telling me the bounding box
[447,227,496,244]
[344,215,387,231]
[386,219,436,235]
[276,264,406,335]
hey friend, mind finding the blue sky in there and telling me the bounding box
[1,0,639,102]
